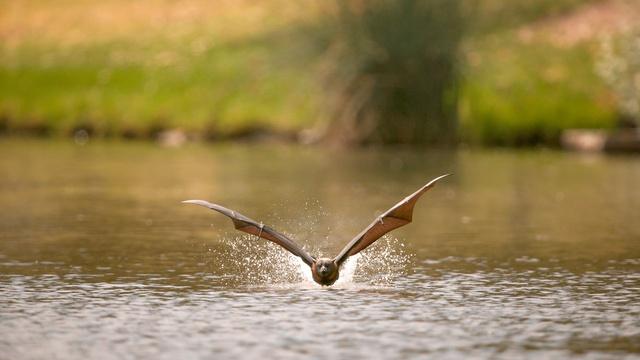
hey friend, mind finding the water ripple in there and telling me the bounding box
[1,262,639,359]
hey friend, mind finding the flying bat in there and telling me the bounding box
[183,174,450,286]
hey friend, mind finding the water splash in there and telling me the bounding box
[350,235,413,285]
[336,253,360,285]
[206,234,307,286]
[207,233,412,288]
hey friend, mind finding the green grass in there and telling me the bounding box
[0,0,620,145]
[0,29,320,137]
[460,37,616,145]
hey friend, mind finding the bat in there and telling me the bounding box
[183,174,450,286]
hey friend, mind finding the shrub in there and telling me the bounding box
[320,0,464,145]
[597,28,640,126]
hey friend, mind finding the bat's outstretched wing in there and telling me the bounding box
[333,174,450,265]
[183,200,315,267]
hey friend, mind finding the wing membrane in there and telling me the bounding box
[334,174,450,264]
[183,200,315,267]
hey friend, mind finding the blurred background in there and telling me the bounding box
[2,2,640,358]
[1,0,639,147]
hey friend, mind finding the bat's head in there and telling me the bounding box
[312,258,339,286]
[316,258,337,277]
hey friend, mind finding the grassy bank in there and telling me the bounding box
[460,38,616,145]
[0,1,324,138]
[0,0,623,145]
[0,33,319,138]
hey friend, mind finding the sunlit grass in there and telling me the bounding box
[0,31,320,137]
[0,0,619,144]
[460,35,616,145]
[0,0,322,137]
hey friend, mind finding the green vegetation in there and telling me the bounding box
[0,32,319,137]
[460,38,615,145]
[468,0,601,32]
[0,0,622,145]
[597,26,640,125]
[320,0,463,145]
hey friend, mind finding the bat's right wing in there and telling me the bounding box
[333,174,450,265]
[183,200,315,267]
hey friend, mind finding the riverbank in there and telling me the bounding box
[1,0,636,146]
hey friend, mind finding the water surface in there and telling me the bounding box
[1,139,639,359]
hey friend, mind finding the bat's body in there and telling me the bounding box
[183,174,449,286]
[311,258,340,286]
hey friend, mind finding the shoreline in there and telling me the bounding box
[2,123,638,154]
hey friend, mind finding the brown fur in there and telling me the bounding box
[311,258,339,286]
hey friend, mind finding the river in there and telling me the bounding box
[1,138,639,358]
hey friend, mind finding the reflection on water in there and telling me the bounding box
[0,139,639,358]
